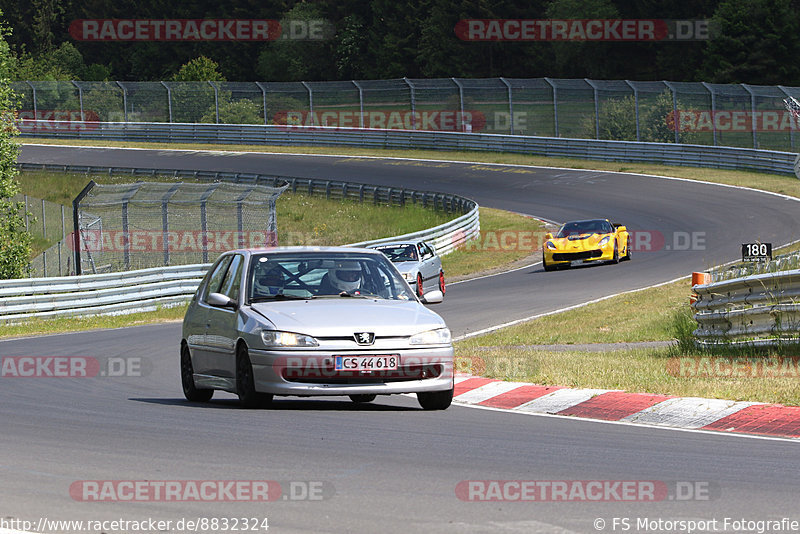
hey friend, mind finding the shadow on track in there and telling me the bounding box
[131,397,420,411]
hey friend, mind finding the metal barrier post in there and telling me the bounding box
[403,78,416,129]
[500,77,514,135]
[624,80,640,141]
[585,78,600,139]
[544,77,558,137]
[701,82,717,146]
[742,84,758,149]
[663,81,679,144]
[352,80,365,128]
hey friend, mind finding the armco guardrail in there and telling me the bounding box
[692,270,800,346]
[2,167,479,322]
[20,121,800,176]
[0,264,210,323]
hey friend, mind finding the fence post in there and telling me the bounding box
[41,198,46,240]
[624,80,640,142]
[403,78,416,129]
[701,82,717,146]
[26,81,37,120]
[255,81,268,125]
[352,80,365,128]
[24,194,28,231]
[500,77,514,135]
[742,84,758,149]
[116,81,128,122]
[585,79,600,139]
[72,81,85,121]
[209,81,220,124]
[302,81,313,116]
[778,85,795,149]
[663,81,679,143]
[544,77,558,137]
[160,81,172,123]
[452,78,465,131]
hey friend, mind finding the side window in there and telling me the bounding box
[218,255,244,302]
[203,255,233,302]
[421,243,432,259]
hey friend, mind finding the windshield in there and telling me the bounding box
[248,252,415,302]
[373,244,418,262]
[556,220,612,238]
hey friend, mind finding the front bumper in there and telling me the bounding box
[249,346,454,396]
[544,244,614,265]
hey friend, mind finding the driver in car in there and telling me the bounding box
[318,260,364,295]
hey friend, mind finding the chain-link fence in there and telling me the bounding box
[72,181,287,274]
[13,194,73,278]
[15,78,800,150]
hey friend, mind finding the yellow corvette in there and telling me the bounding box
[542,218,631,271]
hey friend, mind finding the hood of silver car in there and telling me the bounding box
[391,262,419,275]
[250,298,445,337]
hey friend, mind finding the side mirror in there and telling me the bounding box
[420,290,444,304]
[544,233,553,240]
[207,292,238,309]
[616,225,627,233]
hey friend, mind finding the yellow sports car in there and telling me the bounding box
[542,218,631,271]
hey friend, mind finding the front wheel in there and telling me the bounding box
[417,388,453,410]
[349,394,377,404]
[181,344,213,402]
[622,237,632,261]
[610,242,620,264]
[416,273,424,297]
[236,345,273,408]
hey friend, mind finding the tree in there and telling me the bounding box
[170,56,225,123]
[701,0,800,84]
[0,12,31,279]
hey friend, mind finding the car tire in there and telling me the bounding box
[181,344,213,402]
[543,254,556,272]
[610,242,620,264]
[417,388,453,410]
[438,271,446,295]
[622,237,632,261]
[236,345,273,408]
[416,273,424,297]
[349,394,377,403]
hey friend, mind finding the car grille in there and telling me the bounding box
[283,364,443,384]
[552,250,603,261]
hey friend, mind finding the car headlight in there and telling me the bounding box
[403,272,415,282]
[598,236,611,247]
[261,330,319,347]
[409,327,452,345]
[545,241,556,250]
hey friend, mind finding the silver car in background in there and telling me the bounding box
[181,247,454,410]
[368,241,446,299]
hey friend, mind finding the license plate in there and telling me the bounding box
[335,355,399,371]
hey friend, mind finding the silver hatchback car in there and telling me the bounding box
[181,247,454,409]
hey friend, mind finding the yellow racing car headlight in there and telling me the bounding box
[545,241,556,250]
[598,236,611,247]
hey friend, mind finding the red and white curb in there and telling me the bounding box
[453,376,800,439]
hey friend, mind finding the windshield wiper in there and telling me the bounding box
[251,293,312,302]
